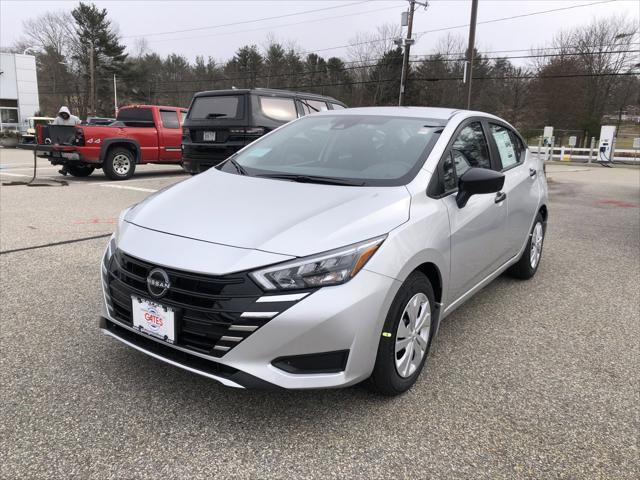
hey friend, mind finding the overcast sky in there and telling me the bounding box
[1,0,638,64]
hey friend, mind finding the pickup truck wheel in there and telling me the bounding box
[67,164,95,177]
[104,148,136,180]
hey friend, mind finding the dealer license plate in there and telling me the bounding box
[132,296,176,344]
[203,131,216,142]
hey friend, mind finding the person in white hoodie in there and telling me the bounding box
[53,106,81,126]
[52,106,81,175]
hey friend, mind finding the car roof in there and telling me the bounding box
[314,106,504,125]
[120,105,187,110]
[193,88,342,103]
[322,106,462,119]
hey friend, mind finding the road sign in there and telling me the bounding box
[568,136,577,147]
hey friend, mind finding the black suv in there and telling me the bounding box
[181,88,347,174]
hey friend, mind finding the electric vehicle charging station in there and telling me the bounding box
[598,125,616,165]
[543,126,554,161]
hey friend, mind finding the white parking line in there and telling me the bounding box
[1,166,60,171]
[98,184,157,193]
[95,174,185,185]
[0,172,32,178]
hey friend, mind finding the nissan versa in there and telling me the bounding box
[100,107,548,395]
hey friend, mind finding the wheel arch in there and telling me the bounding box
[100,139,140,164]
[538,204,548,223]
[414,262,443,305]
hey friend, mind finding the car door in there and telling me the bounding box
[158,109,182,162]
[487,122,540,256]
[433,119,510,303]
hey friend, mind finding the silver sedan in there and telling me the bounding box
[100,106,548,395]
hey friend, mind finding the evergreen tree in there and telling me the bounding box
[71,2,126,117]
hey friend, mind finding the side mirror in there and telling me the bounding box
[456,168,505,208]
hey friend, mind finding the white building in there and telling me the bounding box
[0,53,40,132]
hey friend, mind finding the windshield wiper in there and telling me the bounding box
[206,113,228,118]
[225,157,248,175]
[256,173,364,186]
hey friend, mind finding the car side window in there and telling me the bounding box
[509,130,526,163]
[451,122,491,175]
[259,96,298,122]
[431,121,491,197]
[490,123,521,169]
[160,110,179,129]
[331,103,346,110]
[442,153,457,191]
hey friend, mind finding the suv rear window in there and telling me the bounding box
[258,96,298,122]
[189,95,243,120]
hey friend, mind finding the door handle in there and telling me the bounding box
[529,168,537,177]
[495,191,507,204]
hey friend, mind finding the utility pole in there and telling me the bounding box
[89,41,95,116]
[465,0,479,109]
[113,74,118,117]
[398,0,416,106]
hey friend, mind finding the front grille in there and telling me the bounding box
[106,250,285,358]
[182,145,243,161]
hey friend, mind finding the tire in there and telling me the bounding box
[103,147,136,180]
[367,272,436,396]
[508,212,545,279]
[181,163,197,176]
[67,164,95,177]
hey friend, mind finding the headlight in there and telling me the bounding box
[250,236,386,291]
[103,206,131,268]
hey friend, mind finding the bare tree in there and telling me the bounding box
[18,11,75,56]
[347,23,401,106]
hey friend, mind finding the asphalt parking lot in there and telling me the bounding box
[1,148,638,479]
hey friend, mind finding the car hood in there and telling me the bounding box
[125,169,410,257]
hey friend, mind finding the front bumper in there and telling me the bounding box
[181,143,244,173]
[101,262,401,390]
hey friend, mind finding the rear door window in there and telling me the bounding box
[331,103,346,110]
[258,96,298,122]
[490,123,521,170]
[189,96,243,120]
[160,110,179,129]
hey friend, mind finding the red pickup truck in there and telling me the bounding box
[38,105,187,180]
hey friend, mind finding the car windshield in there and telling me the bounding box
[218,114,443,186]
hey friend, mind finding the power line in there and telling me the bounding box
[39,49,639,89]
[143,3,403,44]
[300,0,622,55]
[38,72,640,96]
[123,1,371,39]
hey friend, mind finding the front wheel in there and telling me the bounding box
[367,272,436,396]
[67,164,95,177]
[103,148,136,180]
[508,213,545,279]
